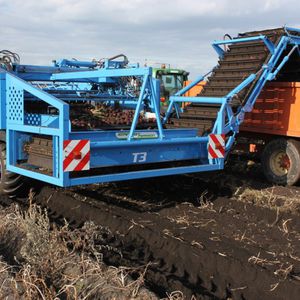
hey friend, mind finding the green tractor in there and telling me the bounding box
[151,65,189,106]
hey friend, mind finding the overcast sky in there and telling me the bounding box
[1,0,300,79]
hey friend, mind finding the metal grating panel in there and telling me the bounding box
[24,113,41,126]
[7,86,24,124]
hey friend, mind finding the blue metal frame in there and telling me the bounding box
[1,27,300,187]
[165,26,300,159]
[0,59,214,186]
[212,35,275,58]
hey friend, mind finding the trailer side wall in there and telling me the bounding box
[241,82,300,137]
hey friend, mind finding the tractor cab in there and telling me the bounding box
[151,65,189,106]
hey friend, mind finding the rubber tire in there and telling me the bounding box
[0,143,26,197]
[262,138,300,186]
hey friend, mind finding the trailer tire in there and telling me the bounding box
[0,143,26,197]
[262,139,300,186]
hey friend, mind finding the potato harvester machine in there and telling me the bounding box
[0,26,300,189]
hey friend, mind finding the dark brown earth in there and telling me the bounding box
[21,162,300,300]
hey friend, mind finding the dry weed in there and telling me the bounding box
[165,291,184,300]
[0,200,157,300]
[235,187,300,213]
[248,252,281,267]
[274,264,293,280]
[198,192,215,212]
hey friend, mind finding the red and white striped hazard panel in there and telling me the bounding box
[63,140,90,172]
[208,134,225,159]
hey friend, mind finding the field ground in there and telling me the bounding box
[1,161,300,299]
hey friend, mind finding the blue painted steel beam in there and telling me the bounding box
[51,67,152,81]
[267,45,298,81]
[69,163,222,186]
[212,101,226,134]
[14,64,95,81]
[149,77,164,139]
[128,74,148,140]
[213,36,267,45]
[54,59,97,68]
[170,96,225,104]
[69,128,199,141]
[175,75,204,96]
[174,72,210,96]
[226,74,257,99]
[285,26,300,34]
[213,35,275,58]
[90,136,208,148]
[8,124,60,135]
[7,165,65,186]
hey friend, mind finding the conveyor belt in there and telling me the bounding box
[167,28,287,135]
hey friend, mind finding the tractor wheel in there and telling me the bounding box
[262,138,300,186]
[0,143,26,197]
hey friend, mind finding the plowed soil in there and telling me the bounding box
[29,163,300,300]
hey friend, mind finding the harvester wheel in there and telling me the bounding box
[0,143,26,197]
[262,139,300,186]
